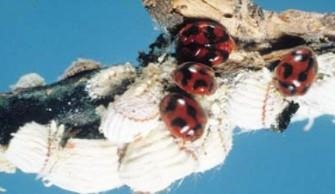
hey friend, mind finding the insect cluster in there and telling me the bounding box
[159,18,319,142]
[159,19,235,142]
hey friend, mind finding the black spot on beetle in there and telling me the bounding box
[165,95,179,112]
[183,25,199,37]
[193,79,208,90]
[185,42,200,52]
[298,72,307,82]
[181,65,193,86]
[282,63,293,79]
[171,117,187,129]
[204,26,217,41]
[186,105,197,119]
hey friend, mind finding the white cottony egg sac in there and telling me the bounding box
[119,119,233,193]
[39,139,122,194]
[4,121,123,194]
[119,124,198,193]
[5,121,62,173]
[100,64,164,144]
[226,69,290,132]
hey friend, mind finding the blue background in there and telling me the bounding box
[0,1,334,194]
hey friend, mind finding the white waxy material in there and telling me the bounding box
[5,122,51,173]
[100,64,163,144]
[86,64,136,99]
[59,58,102,80]
[119,124,198,193]
[40,139,122,194]
[226,69,289,132]
[10,73,45,91]
[5,121,64,173]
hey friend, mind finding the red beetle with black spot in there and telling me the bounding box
[176,19,235,67]
[173,62,217,95]
[159,93,207,142]
[273,47,318,96]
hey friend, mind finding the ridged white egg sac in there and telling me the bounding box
[0,146,16,173]
[85,64,136,99]
[119,124,198,193]
[39,139,122,194]
[226,69,290,132]
[100,64,164,144]
[5,121,64,173]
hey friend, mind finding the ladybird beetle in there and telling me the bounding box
[173,62,216,95]
[176,19,235,66]
[273,47,318,96]
[159,93,207,141]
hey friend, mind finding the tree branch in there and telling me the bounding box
[0,0,334,193]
